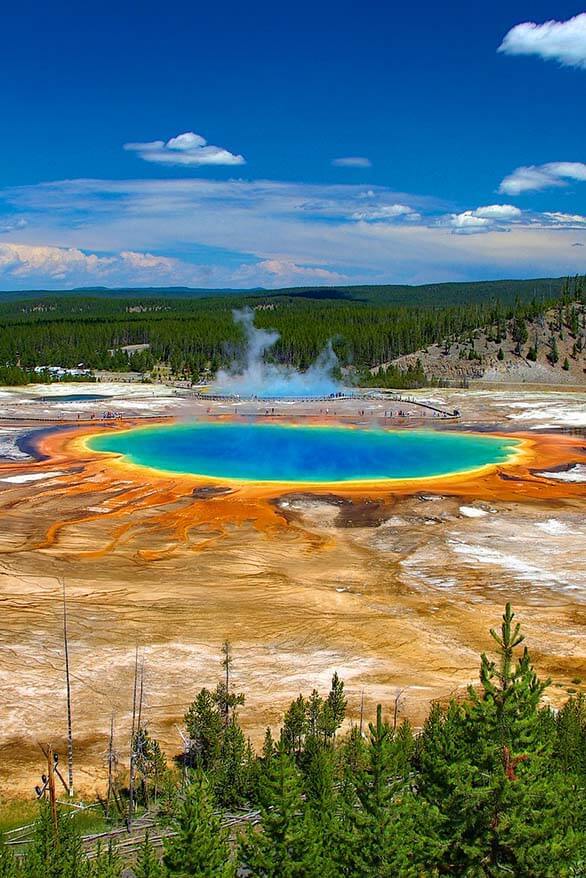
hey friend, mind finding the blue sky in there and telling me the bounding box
[1,0,585,289]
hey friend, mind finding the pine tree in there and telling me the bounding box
[302,745,340,878]
[89,841,122,878]
[183,689,224,771]
[22,803,90,878]
[134,832,163,878]
[163,773,234,878]
[337,705,442,877]
[417,604,585,876]
[280,696,307,759]
[239,746,323,877]
[214,718,252,808]
[324,672,347,740]
[554,693,586,777]
[548,334,559,364]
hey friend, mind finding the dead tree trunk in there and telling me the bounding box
[61,580,74,798]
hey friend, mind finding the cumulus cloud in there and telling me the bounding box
[0,243,113,280]
[498,13,586,69]
[499,161,586,194]
[332,157,372,168]
[0,243,210,286]
[443,204,522,233]
[473,204,522,219]
[124,131,245,167]
[352,204,421,222]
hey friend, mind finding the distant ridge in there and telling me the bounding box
[0,277,568,307]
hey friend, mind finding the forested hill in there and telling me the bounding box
[0,275,568,306]
[0,276,583,385]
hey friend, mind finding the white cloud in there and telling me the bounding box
[2,177,586,288]
[446,213,491,233]
[499,161,586,194]
[0,243,113,280]
[0,243,212,286]
[542,211,586,226]
[332,157,372,168]
[352,204,421,222]
[443,204,521,233]
[473,204,522,219]
[119,251,179,273]
[498,13,586,69]
[124,131,245,167]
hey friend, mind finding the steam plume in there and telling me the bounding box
[212,308,344,398]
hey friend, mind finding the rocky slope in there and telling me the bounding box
[381,302,586,385]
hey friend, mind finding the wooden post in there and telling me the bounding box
[222,640,232,726]
[393,688,405,731]
[128,645,139,829]
[47,746,58,833]
[106,713,115,820]
[62,580,74,797]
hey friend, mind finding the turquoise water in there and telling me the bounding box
[88,422,519,483]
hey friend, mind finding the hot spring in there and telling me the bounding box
[87,422,521,483]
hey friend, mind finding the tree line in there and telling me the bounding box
[0,605,584,876]
[0,277,583,385]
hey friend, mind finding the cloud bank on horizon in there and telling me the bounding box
[1,175,585,289]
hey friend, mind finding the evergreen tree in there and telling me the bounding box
[337,705,442,877]
[134,832,164,878]
[183,689,224,771]
[554,693,586,777]
[22,804,89,878]
[134,728,168,807]
[239,746,323,877]
[89,841,122,878]
[324,672,347,740]
[163,773,235,878]
[214,718,252,808]
[417,604,585,876]
[280,695,307,759]
[512,316,528,354]
[548,334,559,364]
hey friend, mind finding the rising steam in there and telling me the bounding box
[212,308,344,398]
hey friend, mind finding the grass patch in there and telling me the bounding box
[0,800,39,835]
[0,800,108,839]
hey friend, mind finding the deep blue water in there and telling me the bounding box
[40,394,109,402]
[88,422,519,483]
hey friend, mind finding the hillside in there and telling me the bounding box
[381,301,586,385]
[0,275,568,306]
